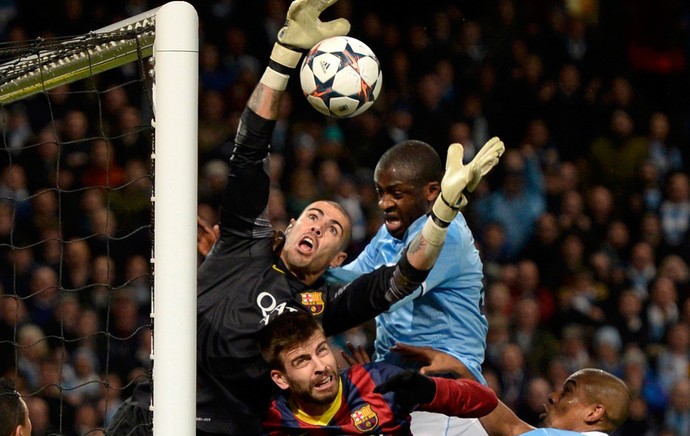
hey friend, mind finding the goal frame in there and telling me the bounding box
[0,2,199,434]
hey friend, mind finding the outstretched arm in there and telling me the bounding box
[373,369,497,419]
[389,343,534,436]
[479,400,535,436]
[219,0,350,237]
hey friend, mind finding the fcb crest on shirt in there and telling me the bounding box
[350,404,379,432]
[300,291,325,315]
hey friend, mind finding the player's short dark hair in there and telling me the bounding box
[375,140,443,186]
[0,378,25,436]
[257,311,324,370]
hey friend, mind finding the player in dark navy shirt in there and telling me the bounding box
[257,311,497,435]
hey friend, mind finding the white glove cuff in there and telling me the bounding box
[260,67,290,91]
[269,42,303,69]
[421,217,449,247]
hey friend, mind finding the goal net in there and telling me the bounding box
[0,2,197,435]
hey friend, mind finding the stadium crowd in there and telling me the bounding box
[0,0,689,435]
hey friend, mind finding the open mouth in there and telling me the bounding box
[298,235,317,254]
[314,375,334,390]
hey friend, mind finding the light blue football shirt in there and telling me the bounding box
[326,212,488,383]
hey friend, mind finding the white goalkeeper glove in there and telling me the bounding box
[423,137,504,245]
[277,0,351,50]
[263,0,350,91]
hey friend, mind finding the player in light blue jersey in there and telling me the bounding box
[389,343,630,436]
[326,138,503,435]
[479,367,629,436]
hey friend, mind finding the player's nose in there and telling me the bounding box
[378,195,394,211]
[310,224,322,236]
[547,391,558,404]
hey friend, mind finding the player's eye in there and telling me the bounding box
[292,357,308,368]
[317,343,329,355]
[328,226,338,235]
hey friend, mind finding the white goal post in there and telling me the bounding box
[0,2,198,435]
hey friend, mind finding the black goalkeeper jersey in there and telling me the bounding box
[195,108,404,435]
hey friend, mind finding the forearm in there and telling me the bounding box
[247,83,283,121]
[478,399,534,436]
[250,42,303,120]
[423,378,497,418]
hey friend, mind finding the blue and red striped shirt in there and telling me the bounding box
[263,362,497,435]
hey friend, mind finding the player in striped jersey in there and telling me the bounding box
[258,311,497,435]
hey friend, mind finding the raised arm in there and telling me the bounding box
[384,139,504,304]
[219,0,350,237]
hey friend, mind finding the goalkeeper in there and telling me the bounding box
[193,0,505,434]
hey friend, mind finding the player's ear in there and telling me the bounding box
[425,181,441,202]
[270,369,290,391]
[329,251,347,268]
[584,403,605,425]
[285,219,296,233]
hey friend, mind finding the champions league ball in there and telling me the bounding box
[299,36,382,119]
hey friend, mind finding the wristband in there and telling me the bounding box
[269,42,303,70]
[421,217,449,247]
[259,67,290,91]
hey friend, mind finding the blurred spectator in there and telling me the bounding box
[554,324,591,374]
[558,189,591,237]
[80,139,126,188]
[626,241,658,296]
[68,347,101,403]
[512,260,556,325]
[663,377,690,436]
[617,394,660,436]
[647,112,683,181]
[656,322,690,394]
[514,376,552,427]
[612,289,650,350]
[659,172,690,256]
[621,347,668,417]
[509,296,559,375]
[591,325,624,374]
[474,147,546,258]
[646,277,681,344]
[589,109,648,200]
[478,221,511,282]
[16,323,49,391]
[585,184,617,245]
[495,343,529,410]
[520,212,562,290]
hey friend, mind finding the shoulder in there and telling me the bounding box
[346,362,402,383]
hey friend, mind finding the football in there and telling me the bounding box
[299,36,382,119]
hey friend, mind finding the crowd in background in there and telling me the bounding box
[0,0,689,435]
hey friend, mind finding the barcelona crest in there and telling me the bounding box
[300,291,325,315]
[351,404,379,432]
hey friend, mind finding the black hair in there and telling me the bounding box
[0,378,25,436]
[375,140,443,186]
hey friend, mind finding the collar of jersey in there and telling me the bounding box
[290,377,343,426]
[272,258,326,289]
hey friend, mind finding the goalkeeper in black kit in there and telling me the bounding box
[110,0,504,435]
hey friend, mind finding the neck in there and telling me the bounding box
[278,252,322,286]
